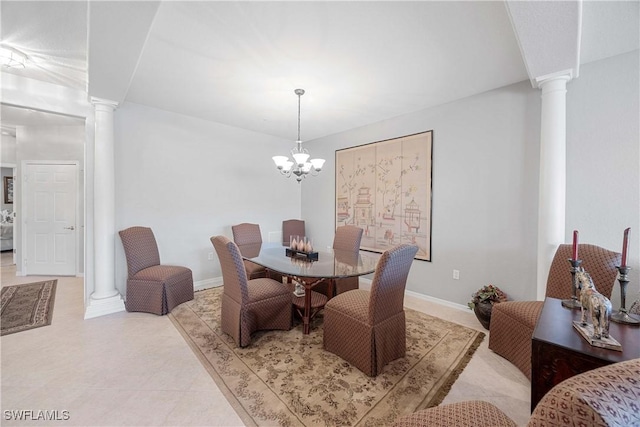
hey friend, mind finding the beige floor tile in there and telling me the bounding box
[1,264,531,426]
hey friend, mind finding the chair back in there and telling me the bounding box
[333,225,364,252]
[119,226,161,278]
[232,223,262,246]
[211,236,249,305]
[282,219,305,246]
[369,244,419,324]
[546,243,621,299]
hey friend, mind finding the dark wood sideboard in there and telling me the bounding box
[531,297,640,412]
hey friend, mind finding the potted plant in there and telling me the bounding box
[468,284,508,330]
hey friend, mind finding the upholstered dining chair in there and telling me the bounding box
[282,219,305,246]
[119,226,194,315]
[323,243,418,376]
[211,235,292,347]
[489,243,621,380]
[331,225,364,295]
[231,223,267,280]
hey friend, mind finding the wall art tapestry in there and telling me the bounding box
[336,130,433,261]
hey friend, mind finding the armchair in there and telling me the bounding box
[391,358,640,427]
[488,243,620,379]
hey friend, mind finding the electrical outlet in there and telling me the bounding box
[208,252,214,260]
[453,269,460,280]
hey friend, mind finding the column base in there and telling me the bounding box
[84,293,126,319]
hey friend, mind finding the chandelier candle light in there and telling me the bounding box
[272,89,325,182]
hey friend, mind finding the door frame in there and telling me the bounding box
[21,160,81,276]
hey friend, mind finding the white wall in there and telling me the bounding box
[302,51,640,308]
[1,134,17,165]
[15,125,86,274]
[566,50,640,305]
[302,80,541,306]
[114,102,302,295]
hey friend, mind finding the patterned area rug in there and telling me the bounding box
[170,287,484,427]
[1,280,57,336]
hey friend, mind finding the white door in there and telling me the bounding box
[25,163,77,275]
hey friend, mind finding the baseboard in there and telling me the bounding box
[405,289,469,312]
[84,294,126,319]
[76,273,84,278]
[194,277,223,292]
[360,277,468,312]
[15,270,25,276]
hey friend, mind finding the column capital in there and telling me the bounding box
[534,70,573,90]
[90,97,119,111]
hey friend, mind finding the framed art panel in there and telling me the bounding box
[336,130,433,261]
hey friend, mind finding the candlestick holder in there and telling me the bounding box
[562,258,583,309]
[611,266,640,325]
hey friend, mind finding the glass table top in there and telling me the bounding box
[238,242,380,279]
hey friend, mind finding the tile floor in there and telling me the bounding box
[1,260,531,426]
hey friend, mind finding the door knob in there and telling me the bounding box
[64,226,75,230]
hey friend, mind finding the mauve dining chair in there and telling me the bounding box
[231,223,267,280]
[211,235,291,347]
[323,243,418,376]
[119,226,194,315]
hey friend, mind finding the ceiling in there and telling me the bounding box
[1,1,638,141]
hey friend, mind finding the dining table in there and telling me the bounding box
[237,242,380,334]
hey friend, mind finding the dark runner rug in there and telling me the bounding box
[170,286,485,426]
[1,280,57,336]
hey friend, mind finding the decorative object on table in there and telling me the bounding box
[572,321,622,351]
[562,230,583,309]
[576,267,612,338]
[272,89,325,182]
[335,130,433,262]
[170,286,485,427]
[286,235,318,260]
[611,228,640,325]
[468,284,508,330]
[572,267,621,350]
[289,235,313,252]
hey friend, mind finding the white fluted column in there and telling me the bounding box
[535,73,572,300]
[85,97,125,319]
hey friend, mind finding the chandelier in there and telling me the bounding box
[0,45,27,68]
[272,89,325,182]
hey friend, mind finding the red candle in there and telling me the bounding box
[621,227,630,268]
[572,230,579,260]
